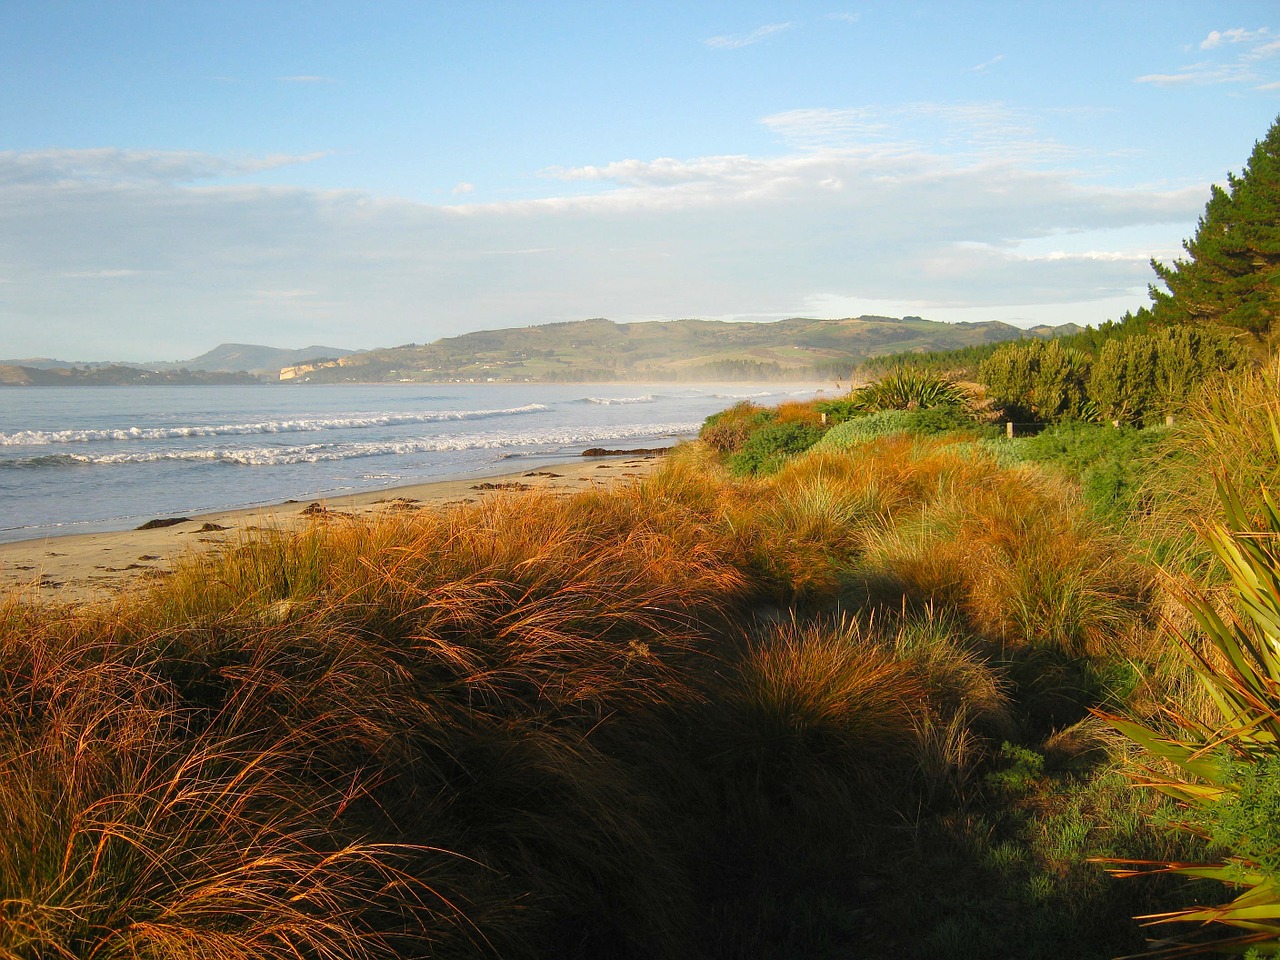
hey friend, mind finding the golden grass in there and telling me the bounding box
[0,427,1170,957]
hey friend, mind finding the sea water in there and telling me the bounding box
[0,382,826,543]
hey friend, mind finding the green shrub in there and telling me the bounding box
[1088,325,1245,426]
[979,339,1092,422]
[812,407,987,452]
[727,421,824,476]
[997,421,1168,524]
[813,397,864,425]
[811,411,918,450]
[848,368,970,412]
[905,403,982,435]
[699,401,773,453]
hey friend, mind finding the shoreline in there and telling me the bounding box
[0,452,668,606]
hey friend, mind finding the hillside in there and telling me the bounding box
[0,364,261,387]
[180,342,354,374]
[289,315,1073,383]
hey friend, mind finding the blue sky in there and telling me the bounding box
[2,2,1279,360]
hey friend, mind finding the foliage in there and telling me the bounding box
[1101,419,1280,955]
[814,407,994,452]
[859,311,1156,381]
[699,400,772,453]
[0,427,1215,958]
[979,339,1092,422]
[726,420,825,476]
[1141,356,1280,575]
[813,396,866,425]
[995,421,1169,525]
[1150,115,1280,337]
[847,367,971,412]
[1088,325,1246,426]
[811,410,918,449]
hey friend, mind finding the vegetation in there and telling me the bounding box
[1099,421,1280,956]
[0,396,1209,958]
[979,339,1093,422]
[284,315,1075,384]
[10,110,1280,960]
[1149,117,1280,338]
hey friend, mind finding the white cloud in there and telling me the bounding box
[704,22,793,50]
[1141,27,1278,87]
[1201,28,1269,49]
[761,102,1060,163]
[971,54,1005,72]
[0,148,326,186]
[1136,62,1254,86]
[0,142,1206,358]
[826,13,861,24]
[452,181,475,195]
[59,269,140,279]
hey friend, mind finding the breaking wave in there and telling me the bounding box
[0,405,550,446]
[577,395,657,405]
[0,422,698,469]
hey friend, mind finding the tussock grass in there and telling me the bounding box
[2,414,1199,958]
[1142,355,1280,576]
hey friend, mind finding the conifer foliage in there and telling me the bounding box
[1150,115,1280,336]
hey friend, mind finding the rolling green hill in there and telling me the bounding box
[288,315,1078,383]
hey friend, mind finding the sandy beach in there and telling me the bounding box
[0,452,666,606]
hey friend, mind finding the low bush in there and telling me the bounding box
[847,368,971,412]
[995,420,1169,526]
[980,339,1092,422]
[726,420,825,476]
[699,400,772,453]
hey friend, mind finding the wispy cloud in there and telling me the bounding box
[760,102,1059,163]
[0,139,1203,358]
[59,269,140,279]
[971,54,1005,73]
[1139,26,1278,88]
[452,181,475,195]
[704,22,793,50]
[1136,62,1254,86]
[0,148,327,186]
[1201,27,1269,49]
[826,13,861,24]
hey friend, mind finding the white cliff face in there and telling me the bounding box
[279,360,343,381]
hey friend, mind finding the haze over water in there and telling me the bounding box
[0,382,824,543]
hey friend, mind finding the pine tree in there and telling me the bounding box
[1150,115,1280,336]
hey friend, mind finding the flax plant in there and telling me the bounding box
[1100,418,1280,957]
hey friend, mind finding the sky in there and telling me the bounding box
[2,2,1279,361]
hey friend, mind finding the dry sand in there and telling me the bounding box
[0,453,666,607]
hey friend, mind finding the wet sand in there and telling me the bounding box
[0,453,666,606]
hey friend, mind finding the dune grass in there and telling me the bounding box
[1,411,1221,958]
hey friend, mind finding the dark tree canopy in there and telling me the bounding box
[1150,115,1280,336]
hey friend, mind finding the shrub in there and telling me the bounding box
[812,410,917,449]
[699,401,772,453]
[998,420,1169,525]
[1088,325,1245,426]
[813,397,865,425]
[726,421,824,476]
[847,368,970,412]
[812,407,988,452]
[979,339,1092,422]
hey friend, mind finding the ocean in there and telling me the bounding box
[0,382,827,543]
